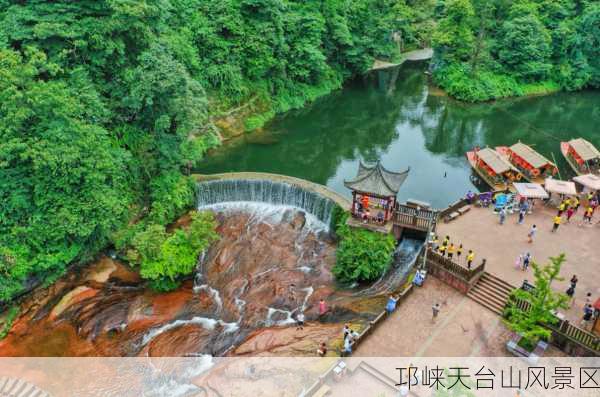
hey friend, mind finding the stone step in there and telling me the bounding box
[468,285,508,312]
[468,294,504,315]
[481,272,515,294]
[472,280,510,303]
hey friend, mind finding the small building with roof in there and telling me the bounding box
[344,161,410,225]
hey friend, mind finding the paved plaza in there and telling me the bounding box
[437,204,600,324]
[355,277,565,357]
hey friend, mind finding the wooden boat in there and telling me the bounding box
[466,147,521,192]
[496,142,558,184]
[560,138,600,176]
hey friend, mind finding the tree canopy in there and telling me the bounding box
[0,1,421,301]
[432,0,600,101]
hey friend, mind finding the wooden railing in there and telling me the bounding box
[392,204,437,231]
[426,249,485,282]
[509,297,600,355]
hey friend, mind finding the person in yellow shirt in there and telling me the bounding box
[552,215,561,232]
[438,244,446,257]
[573,196,580,211]
[447,243,455,260]
[558,201,566,216]
[466,250,475,269]
[584,206,594,224]
[456,244,463,262]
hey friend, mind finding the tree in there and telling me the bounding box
[432,0,476,63]
[497,10,553,81]
[129,211,219,291]
[332,215,396,283]
[504,254,570,349]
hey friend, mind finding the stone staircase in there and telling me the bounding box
[467,272,515,315]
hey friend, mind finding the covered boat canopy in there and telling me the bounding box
[568,138,600,161]
[344,161,409,197]
[476,148,514,174]
[573,174,600,191]
[513,183,549,199]
[544,178,577,196]
[510,142,552,169]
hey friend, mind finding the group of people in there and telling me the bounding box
[431,234,478,269]
[552,191,598,232]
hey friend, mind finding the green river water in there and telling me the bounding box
[197,63,600,209]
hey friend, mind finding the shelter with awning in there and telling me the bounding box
[505,142,557,178]
[344,161,409,223]
[544,178,577,196]
[476,148,514,176]
[573,174,600,191]
[513,183,549,199]
[564,138,600,174]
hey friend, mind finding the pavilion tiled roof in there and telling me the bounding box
[344,161,409,197]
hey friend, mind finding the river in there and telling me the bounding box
[197,63,600,208]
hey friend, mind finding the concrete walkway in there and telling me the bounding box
[437,205,600,325]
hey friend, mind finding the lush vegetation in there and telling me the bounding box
[124,211,218,291]
[504,254,569,350]
[0,306,19,340]
[332,213,396,283]
[432,0,600,102]
[0,1,430,302]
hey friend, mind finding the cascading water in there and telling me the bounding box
[196,179,336,230]
[355,238,424,296]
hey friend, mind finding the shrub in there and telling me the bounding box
[333,220,396,283]
[128,211,219,291]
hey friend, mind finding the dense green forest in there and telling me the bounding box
[0,0,434,301]
[432,0,600,102]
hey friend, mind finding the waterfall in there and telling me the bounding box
[196,179,336,230]
[355,238,424,296]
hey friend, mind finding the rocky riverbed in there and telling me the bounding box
[0,207,383,357]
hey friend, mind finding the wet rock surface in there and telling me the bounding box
[0,209,385,357]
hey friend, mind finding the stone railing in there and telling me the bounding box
[423,249,485,294]
[510,297,600,356]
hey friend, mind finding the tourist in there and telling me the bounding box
[558,201,566,216]
[581,304,594,329]
[466,250,475,269]
[377,211,384,224]
[447,243,455,260]
[570,275,578,289]
[431,234,439,251]
[319,299,327,317]
[585,292,592,306]
[432,303,440,321]
[438,244,446,257]
[386,295,398,315]
[551,214,561,232]
[296,312,305,330]
[342,335,352,356]
[566,285,575,301]
[517,208,525,225]
[566,206,575,223]
[574,196,580,212]
[466,190,475,204]
[584,206,593,224]
[442,235,450,247]
[515,254,523,270]
[343,324,350,339]
[523,253,531,272]
[527,224,537,243]
[317,342,327,357]
[499,207,506,225]
[456,244,463,262]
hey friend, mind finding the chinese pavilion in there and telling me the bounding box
[344,161,410,224]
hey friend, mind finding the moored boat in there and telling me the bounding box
[496,142,558,184]
[466,147,522,192]
[560,138,600,176]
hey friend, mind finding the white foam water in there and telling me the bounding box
[141,317,239,347]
